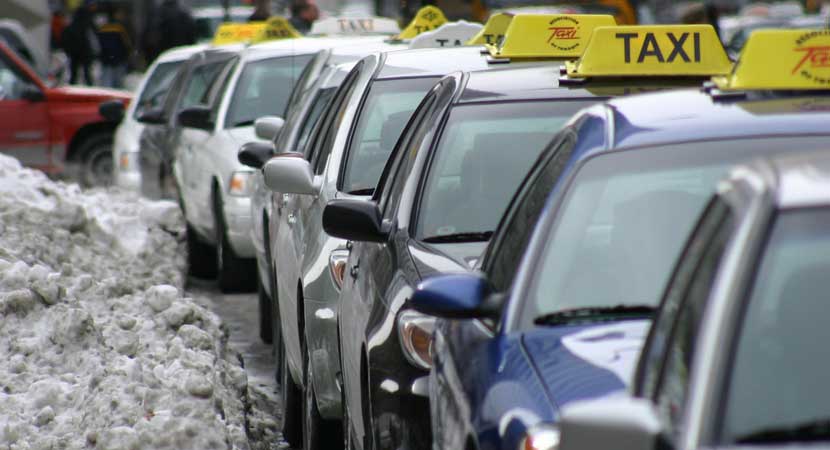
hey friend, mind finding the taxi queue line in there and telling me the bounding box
[114,10,830,450]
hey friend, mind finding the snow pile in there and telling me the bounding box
[0,155,256,449]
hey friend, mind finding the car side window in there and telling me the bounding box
[180,60,227,110]
[377,87,440,219]
[483,131,576,294]
[0,55,32,100]
[208,59,239,122]
[310,65,361,174]
[649,197,734,439]
[297,88,336,156]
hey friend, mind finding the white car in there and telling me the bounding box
[173,37,347,292]
[112,44,206,193]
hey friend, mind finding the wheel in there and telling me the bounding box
[213,192,256,293]
[186,223,217,279]
[302,347,343,450]
[75,133,114,187]
[281,337,302,448]
[258,273,273,344]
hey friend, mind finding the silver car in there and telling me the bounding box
[262,45,502,449]
[559,150,830,450]
[173,37,344,291]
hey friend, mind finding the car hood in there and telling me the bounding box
[521,320,650,412]
[47,85,132,102]
[408,240,487,279]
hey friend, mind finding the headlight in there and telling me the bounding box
[520,424,560,450]
[329,249,349,290]
[228,171,254,196]
[119,151,139,172]
[397,310,435,370]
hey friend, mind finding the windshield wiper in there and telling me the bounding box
[348,188,374,196]
[736,419,830,444]
[422,231,493,243]
[232,119,255,127]
[534,305,655,326]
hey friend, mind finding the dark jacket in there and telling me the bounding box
[62,8,96,61]
[98,22,132,65]
[144,0,196,62]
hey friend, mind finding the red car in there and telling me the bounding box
[0,41,130,185]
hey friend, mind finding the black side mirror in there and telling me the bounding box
[177,106,213,131]
[99,99,125,122]
[238,141,275,169]
[136,108,166,125]
[323,199,390,243]
[20,84,44,102]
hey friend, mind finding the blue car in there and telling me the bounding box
[411,28,830,450]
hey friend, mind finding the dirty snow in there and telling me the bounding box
[0,155,279,450]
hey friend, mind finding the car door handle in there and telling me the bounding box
[349,260,359,279]
[287,212,296,225]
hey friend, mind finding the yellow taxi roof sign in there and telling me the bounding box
[467,13,513,46]
[714,29,830,90]
[254,16,302,42]
[213,22,266,45]
[565,25,731,78]
[396,6,448,39]
[486,14,617,60]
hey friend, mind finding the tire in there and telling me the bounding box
[186,223,218,279]
[258,274,273,344]
[303,347,343,450]
[75,133,114,187]
[213,192,256,293]
[281,337,302,448]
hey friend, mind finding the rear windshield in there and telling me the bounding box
[340,77,439,194]
[134,61,183,119]
[225,54,313,128]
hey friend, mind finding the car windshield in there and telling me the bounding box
[720,208,830,444]
[416,100,593,242]
[134,60,183,119]
[340,77,439,195]
[224,55,312,128]
[521,136,830,328]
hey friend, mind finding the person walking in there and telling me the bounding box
[142,0,196,65]
[97,8,132,88]
[249,0,271,21]
[62,1,98,85]
[289,0,319,34]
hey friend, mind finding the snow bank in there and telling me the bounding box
[0,155,256,449]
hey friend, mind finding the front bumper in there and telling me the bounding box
[223,195,255,257]
[371,370,432,450]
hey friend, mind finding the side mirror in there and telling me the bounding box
[238,141,275,169]
[177,106,213,130]
[262,154,320,195]
[322,199,389,243]
[99,99,125,122]
[136,108,166,125]
[21,84,44,102]
[559,396,667,450]
[411,273,500,319]
[254,116,285,141]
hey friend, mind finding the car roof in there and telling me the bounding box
[156,43,211,63]
[244,36,389,61]
[605,89,830,150]
[745,151,830,210]
[377,46,492,79]
[327,39,404,65]
[458,64,599,104]
[192,6,253,18]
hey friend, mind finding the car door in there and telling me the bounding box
[0,48,49,169]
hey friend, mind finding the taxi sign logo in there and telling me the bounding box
[338,18,375,32]
[616,32,701,63]
[792,31,830,85]
[548,17,580,51]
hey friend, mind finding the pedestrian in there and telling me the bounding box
[142,0,196,65]
[249,0,271,21]
[97,8,132,88]
[62,1,99,85]
[289,0,319,34]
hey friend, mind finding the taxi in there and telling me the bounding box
[323,17,732,450]
[407,25,830,450]
[0,41,130,186]
[558,150,830,450]
[112,43,207,193]
[259,9,515,447]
